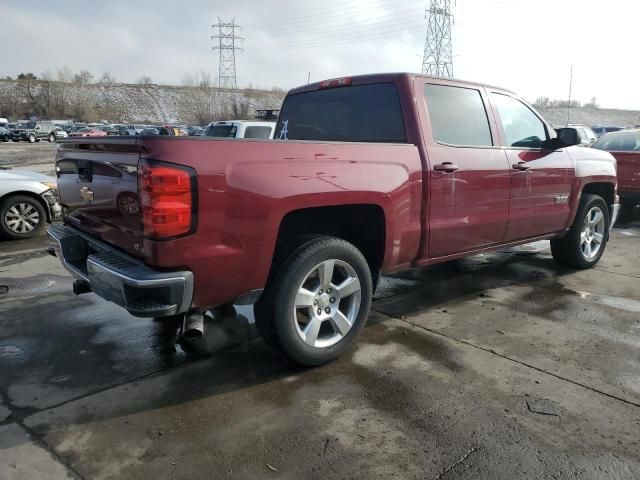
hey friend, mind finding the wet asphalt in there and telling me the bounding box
[0,216,639,479]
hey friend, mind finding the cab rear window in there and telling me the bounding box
[275,83,406,143]
[203,125,237,138]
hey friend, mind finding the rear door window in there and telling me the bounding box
[423,83,493,147]
[275,83,406,143]
[57,160,78,175]
[92,163,122,178]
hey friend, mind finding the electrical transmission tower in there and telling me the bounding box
[211,18,243,89]
[421,0,454,78]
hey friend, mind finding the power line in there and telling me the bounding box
[251,12,425,39]
[421,0,454,78]
[212,18,243,89]
[245,0,423,28]
[248,24,425,50]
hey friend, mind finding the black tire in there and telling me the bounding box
[27,133,36,144]
[551,194,610,269]
[48,133,56,142]
[255,236,372,366]
[0,195,47,240]
[254,234,324,350]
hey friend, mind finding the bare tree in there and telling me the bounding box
[51,67,74,118]
[182,71,222,125]
[74,70,94,85]
[99,72,117,85]
[15,73,39,118]
[137,75,153,86]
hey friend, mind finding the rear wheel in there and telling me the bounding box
[255,236,372,366]
[0,195,47,240]
[551,194,609,269]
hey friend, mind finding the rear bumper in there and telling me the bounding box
[47,224,193,317]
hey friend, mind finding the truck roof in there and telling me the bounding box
[287,72,516,96]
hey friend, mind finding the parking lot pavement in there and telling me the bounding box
[1,221,639,479]
[0,142,56,175]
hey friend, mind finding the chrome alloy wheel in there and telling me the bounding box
[4,202,40,234]
[580,206,606,260]
[293,259,362,348]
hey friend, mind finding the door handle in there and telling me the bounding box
[433,162,459,173]
[512,161,531,171]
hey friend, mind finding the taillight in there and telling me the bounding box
[138,161,197,239]
[318,77,352,89]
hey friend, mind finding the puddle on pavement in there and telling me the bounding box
[567,289,640,313]
[0,344,23,357]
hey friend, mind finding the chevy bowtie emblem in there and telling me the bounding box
[80,186,94,202]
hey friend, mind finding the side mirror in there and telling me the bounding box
[550,127,580,149]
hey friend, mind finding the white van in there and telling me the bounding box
[201,120,275,139]
[0,118,8,128]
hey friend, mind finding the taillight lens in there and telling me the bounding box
[138,161,197,239]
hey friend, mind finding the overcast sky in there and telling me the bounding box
[2,0,638,109]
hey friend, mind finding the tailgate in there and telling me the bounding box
[55,138,144,258]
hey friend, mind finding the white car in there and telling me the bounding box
[201,120,275,139]
[54,127,68,139]
[0,168,62,239]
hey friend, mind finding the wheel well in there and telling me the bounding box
[276,205,386,277]
[0,191,50,222]
[582,183,615,214]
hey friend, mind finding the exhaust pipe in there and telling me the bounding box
[182,311,204,340]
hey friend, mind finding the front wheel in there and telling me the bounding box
[48,133,56,142]
[0,195,47,240]
[256,236,372,366]
[551,194,610,269]
[27,134,36,143]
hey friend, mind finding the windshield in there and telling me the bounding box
[592,132,640,151]
[203,125,237,137]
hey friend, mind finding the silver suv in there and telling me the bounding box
[11,121,57,143]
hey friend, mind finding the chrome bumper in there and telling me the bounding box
[47,224,193,317]
[610,203,621,231]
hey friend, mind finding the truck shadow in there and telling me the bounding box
[6,226,638,444]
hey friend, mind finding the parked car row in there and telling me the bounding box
[0,118,278,142]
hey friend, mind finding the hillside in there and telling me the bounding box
[0,79,286,125]
[536,105,640,128]
[2,78,639,128]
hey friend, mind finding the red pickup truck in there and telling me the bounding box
[592,129,640,216]
[48,73,619,366]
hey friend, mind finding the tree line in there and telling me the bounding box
[533,96,600,109]
[0,68,282,124]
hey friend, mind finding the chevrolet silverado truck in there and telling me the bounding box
[48,73,619,366]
